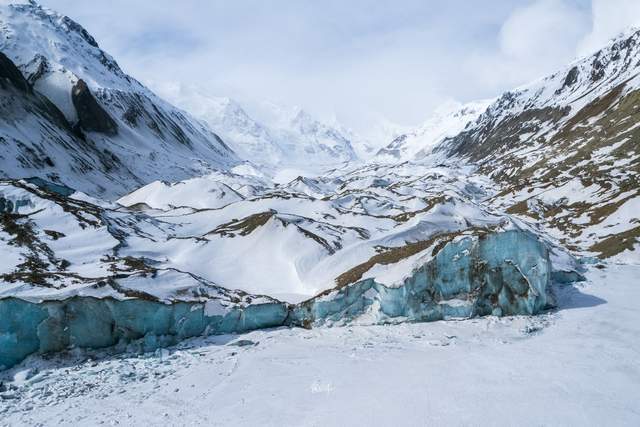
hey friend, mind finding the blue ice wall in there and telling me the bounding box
[0,298,289,370]
[0,230,554,370]
[290,230,552,326]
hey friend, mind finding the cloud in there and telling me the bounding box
[499,0,590,65]
[36,1,518,132]
[579,0,640,54]
[432,0,590,104]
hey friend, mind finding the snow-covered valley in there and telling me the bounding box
[0,1,639,425]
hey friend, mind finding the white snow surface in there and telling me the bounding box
[111,162,510,301]
[1,158,513,304]
[375,99,491,162]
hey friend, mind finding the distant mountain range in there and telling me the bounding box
[159,85,361,175]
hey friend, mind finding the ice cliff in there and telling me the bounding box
[0,162,576,371]
[1,227,554,370]
[291,230,552,326]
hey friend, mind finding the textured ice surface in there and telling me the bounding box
[291,230,551,326]
[0,297,288,370]
[2,264,632,426]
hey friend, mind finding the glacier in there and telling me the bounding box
[0,229,554,370]
[0,2,638,423]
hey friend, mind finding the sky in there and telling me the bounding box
[40,0,640,141]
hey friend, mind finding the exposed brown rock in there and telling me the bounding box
[0,51,30,92]
[71,79,118,135]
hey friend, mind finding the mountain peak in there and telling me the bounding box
[0,0,127,91]
[0,1,238,197]
[375,99,491,162]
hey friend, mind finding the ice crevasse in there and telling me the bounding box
[0,230,553,370]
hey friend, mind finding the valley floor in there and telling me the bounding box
[1,264,639,426]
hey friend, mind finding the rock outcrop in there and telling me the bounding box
[71,79,118,135]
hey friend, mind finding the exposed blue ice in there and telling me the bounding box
[0,230,558,370]
[0,298,288,370]
[290,229,552,326]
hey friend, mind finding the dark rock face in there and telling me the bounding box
[0,52,71,132]
[0,52,30,93]
[591,57,605,82]
[24,54,49,85]
[562,66,579,89]
[71,79,118,135]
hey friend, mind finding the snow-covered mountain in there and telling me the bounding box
[160,84,358,173]
[0,0,238,198]
[269,106,358,169]
[375,100,491,162]
[357,118,411,159]
[436,27,640,260]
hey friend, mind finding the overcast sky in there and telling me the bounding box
[41,0,640,138]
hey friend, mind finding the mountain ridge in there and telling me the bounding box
[375,99,492,162]
[432,27,640,259]
[0,0,239,198]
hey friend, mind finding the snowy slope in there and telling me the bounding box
[0,0,238,198]
[114,162,535,301]
[2,155,562,308]
[360,118,412,158]
[375,100,490,162]
[267,105,358,168]
[158,86,285,167]
[117,169,270,211]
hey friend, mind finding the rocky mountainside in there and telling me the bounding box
[0,0,238,199]
[161,85,359,174]
[436,28,640,260]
